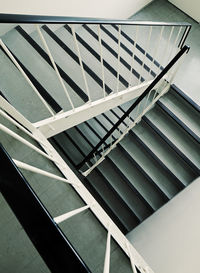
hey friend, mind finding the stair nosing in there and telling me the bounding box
[143,115,200,175]
[157,100,200,144]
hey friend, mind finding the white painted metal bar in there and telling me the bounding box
[103,224,111,273]
[0,39,55,116]
[116,25,121,94]
[0,95,35,133]
[13,159,77,185]
[166,26,183,65]
[162,26,175,68]
[0,109,47,147]
[138,26,153,84]
[149,26,164,76]
[126,242,137,273]
[98,25,106,98]
[93,153,98,163]
[71,24,91,102]
[54,205,90,224]
[35,80,152,138]
[35,24,75,110]
[0,124,56,162]
[128,25,139,87]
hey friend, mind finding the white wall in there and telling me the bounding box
[0,0,152,19]
[169,0,200,22]
[127,177,200,273]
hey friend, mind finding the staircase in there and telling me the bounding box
[51,84,200,234]
[0,14,198,273]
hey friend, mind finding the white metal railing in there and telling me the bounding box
[0,15,191,273]
[0,103,154,273]
[0,19,191,129]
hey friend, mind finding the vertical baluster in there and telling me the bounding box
[166,26,182,65]
[93,153,97,162]
[149,25,164,77]
[102,143,105,154]
[0,39,55,116]
[165,26,183,80]
[116,25,121,94]
[142,89,153,114]
[98,24,106,99]
[159,26,174,70]
[103,224,111,273]
[136,101,142,117]
[128,25,139,88]
[126,242,138,273]
[71,24,91,103]
[138,26,152,84]
[35,24,75,110]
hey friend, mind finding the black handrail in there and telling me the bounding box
[0,13,192,26]
[77,45,190,170]
[0,144,91,273]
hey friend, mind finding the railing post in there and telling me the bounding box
[71,24,91,103]
[98,24,106,98]
[116,25,121,94]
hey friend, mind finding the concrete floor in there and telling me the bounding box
[130,0,200,105]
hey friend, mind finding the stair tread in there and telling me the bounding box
[36,25,105,102]
[31,27,93,101]
[80,24,130,91]
[121,134,181,198]
[87,169,139,231]
[62,24,125,92]
[3,27,84,112]
[57,24,122,95]
[77,122,100,147]
[0,48,51,122]
[53,133,84,165]
[146,105,200,170]
[101,24,158,82]
[132,120,197,185]
[160,89,200,139]
[97,159,152,221]
[108,147,166,210]
[66,127,92,156]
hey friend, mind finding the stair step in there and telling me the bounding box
[100,24,157,81]
[145,106,200,173]
[120,134,182,198]
[82,24,131,89]
[98,159,152,221]
[4,26,85,110]
[66,127,92,157]
[57,24,114,96]
[86,169,140,232]
[171,84,200,113]
[159,88,200,140]
[0,47,51,122]
[76,122,99,147]
[53,133,84,165]
[61,24,126,93]
[37,25,105,102]
[132,119,197,186]
[108,147,166,211]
